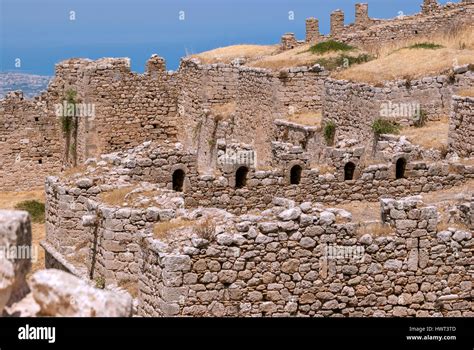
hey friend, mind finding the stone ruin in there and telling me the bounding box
[0,211,133,317]
[281,0,474,50]
[38,143,473,317]
[0,0,472,317]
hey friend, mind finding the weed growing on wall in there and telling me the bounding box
[323,120,336,145]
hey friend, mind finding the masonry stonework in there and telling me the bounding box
[1,0,472,318]
[449,95,474,157]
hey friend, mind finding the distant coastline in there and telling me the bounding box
[0,72,51,99]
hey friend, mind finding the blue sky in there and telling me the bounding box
[0,0,455,75]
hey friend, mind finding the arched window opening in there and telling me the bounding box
[396,158,407,179]
[290,165,302,185]
[235,166,249,189]
[344,162,356,181]
[172,169,185,192]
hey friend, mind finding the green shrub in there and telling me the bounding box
[314,53,373,71]
[14,200,45,223]
[323,120,336,145]
[65,89,77,103]
[95,276,106,289]
[309,40,354,54]
[278,70,289,80]
[371,118,401,136]
[407,42,443,50]
[61,89,77,135]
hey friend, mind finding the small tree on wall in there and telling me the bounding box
[371,118,400,155]
[323,120,336,146]
[61,89,79,166]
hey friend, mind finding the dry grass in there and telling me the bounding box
[190,44,279,64]
[61,164,87,178]
[457,88,474,97]
[250,44,367,70]
[118,279,139,298]
[192,42,368,70]
[153,218,194,240]
[98,186,136,206]
[286,111,322,126]
[98,186,163,208]
[401,116,449,151]
[0,189,46,275]
[437,220,469,231]
[249,44,316,69]
[193,216,216,240]
[336,27,474,83]
[423,179,474,204]
[357,222,394,237]
[339,201,380,223]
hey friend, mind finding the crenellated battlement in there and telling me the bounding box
[1,0,472,318]
[299,0,474,47]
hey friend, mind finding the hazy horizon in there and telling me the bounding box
[0,0,455,75]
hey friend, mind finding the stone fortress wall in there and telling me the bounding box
[0,91,62,191]
[300,0,474,47]
[1,0,473,318]
[323,68,474,147]
[138,196,472,317]
[40,138,473,299]
[41,164,473,317]
[0,56,326,190]
[0,56,179,190]
[1,1,473,191]
[177,59,327,170]
[449,94,474,158]
[41,140,473,217]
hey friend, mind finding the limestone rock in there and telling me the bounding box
[29,269,133,317]
[0,210,31,305]
[0,259,14,313]
[278,207,301,221]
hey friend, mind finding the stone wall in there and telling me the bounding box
[44,141,474,217]
[448,94,474,157]
[457,194,473,229]
[177,58,239,155]
[306,1,474,49]
[0,210,133,317]
[323,68,474,147]
[0,55,179,191]
[51,56,179,159]
[139,196,473,317]
[43,176,100,278]
[305,18,320,44]
[0,91,62,191]
[0,210,31,306]
[178,60,326,168]
[232,68,280,167]
[42,142,198,275]
[280,33,299,51]
[41,144,474,317]
[185,159,473,214]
